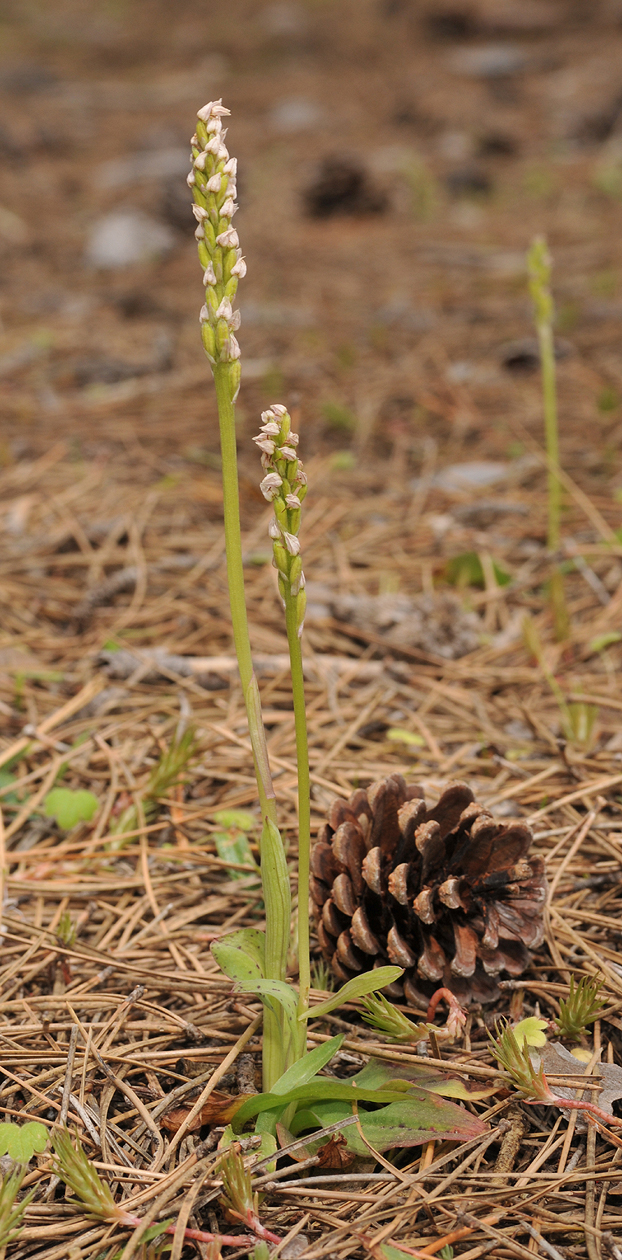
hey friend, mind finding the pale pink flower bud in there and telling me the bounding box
[217,142,229,161]
[268,518,280,539]
[215,297,233,321]
[223,157,237,175]
[283,532,301,556]
[288,432,299,446]
[231,256,247,278]
[190,133,199,146]
[203,262,216,285]
[206,117,223,135]
[194,152,207,170]
[261,409,276,423]
[192,205,208,222]
[230,309,242,331]
[253,437,276,455]
[199,304,209,323]
[279,446,297,462]
[205,134,221,154]
[271,404,288,416]
[227,334,241,360]
[216,228,239,248]
[285,494,301,509]
[261,421,280,436]
[194,225,205,240]
[295,469,308,486]
[261,452,272,468]
[220,198,236,219]
[206,173,222,192]
[260,472,283,500]
[186,172,196,187]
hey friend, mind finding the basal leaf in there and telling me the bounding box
[213,808,256,831]
[270,1035,345,1096]
[300,967,403,1019]
[295,1093,486,1156]
[43,787,99,830]
[211,929,266,985]
[0,1120,49,1160]
[353,1058,495,1102]
[231,1080,415,1132]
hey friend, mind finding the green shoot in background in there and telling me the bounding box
[527,236,569,641]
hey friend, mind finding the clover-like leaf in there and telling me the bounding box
[512,1017,548,1049]
[43,787,99,830]
[0,1121,49,1161]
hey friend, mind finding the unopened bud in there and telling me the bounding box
[230,309,241,331]
[268,518,280,539]
[199,304,209,323]
[279,446,297,462]
[206,173,222,192]
[186,172,196,187]
[194,152,208,170]
[220,198,236,219]
[227,333,241,360]
[283,532,301,556]
[271,404,288,417]
[287,432,299,446]
[194,225,205,240]
[253,436,276,455]
[204,134,222,154]
[215,297,233,321]
[192,205,208,222]
[285,493,301,509]
[203,262,217,285]
[223,157,237,175]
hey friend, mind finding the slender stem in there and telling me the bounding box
[537,321,561,553]
[285,591,311,1035]
[213,364,278,828]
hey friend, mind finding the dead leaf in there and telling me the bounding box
[315,1133,356,1169]
[539,1041,622,1130]
[160,1090,246,1132]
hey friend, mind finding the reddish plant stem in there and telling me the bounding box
[528,1093,622,1128]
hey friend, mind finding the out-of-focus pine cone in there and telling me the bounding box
[311,775,547,1006]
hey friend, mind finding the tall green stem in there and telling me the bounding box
[213,365,278,828]
[285,591,311,1038]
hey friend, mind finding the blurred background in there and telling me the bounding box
[2,0,622,667]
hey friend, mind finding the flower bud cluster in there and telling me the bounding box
[190,100,245,398]
[253,406,308,637]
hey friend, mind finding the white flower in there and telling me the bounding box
[260,421,280,436]
[215,297,233,321]
[227,334,241,360]
[279,446,297,462]
[253,436,276,455]
[203,262,216,285]
[287,432,299,446]
[231,256,247,278]
[192,205,208,221]
[285,493,301,509]
[194,225,205,240]
[295,468,307,486]
[197,100,230,122]
[223,157,237,175]
[206,117,223,135]
[186,172,195,187]
[216,228,239,248]
[260,472,283,500]
[230,309,241,331]
[268,518,280,539]
[199,304,209,323]
[283,532,301,556]
[220,198,236,219]
[194,152,207,170]
[271,404,288,416]
[206,173,222,192]
[205,134,222,154]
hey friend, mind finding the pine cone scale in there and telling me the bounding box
[312,774,547,1005]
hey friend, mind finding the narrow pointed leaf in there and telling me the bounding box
[292,1094,486,1156]
[270,1035,345,1096]
[300,967,403,1020]
[353,1059,496,1102]
[232,1079,416,1131]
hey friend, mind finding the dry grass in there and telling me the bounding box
[2,441,622,1259]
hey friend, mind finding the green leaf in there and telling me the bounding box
[300,967,403,1019]
[381,1246,420,1260]
[293,1093,486,1156]
[211,928,266,984]
[445,552,511,590]
[270,1035,345,1096]
[0,1120,49,1160]
[513,1017,548,1049]
[385,728,425,747]
[213,808,256,831]
[589,631,622,653]
[232,1079,416,1132]
[43,787,99,830]
[213,829,258,876]
[352,1059,495,1102]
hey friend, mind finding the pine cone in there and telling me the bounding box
[311,775,547,1006]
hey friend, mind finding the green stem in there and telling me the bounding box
[213,364,278,828]
[537,321,561,553]
[285,590,311,1043]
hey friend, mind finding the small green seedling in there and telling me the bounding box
[0,1121,48,1161]
[0,1166,36,1256]
[556,975,606,1041]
